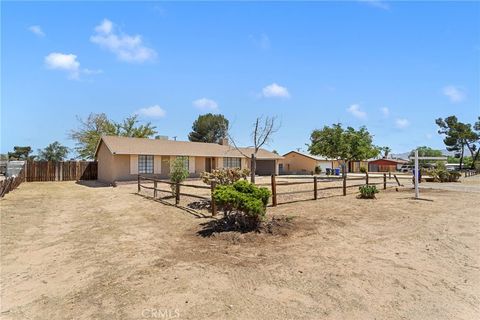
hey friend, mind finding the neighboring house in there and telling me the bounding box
[95,136,282,184]
[278,151,335,174]
[368,158,408,172]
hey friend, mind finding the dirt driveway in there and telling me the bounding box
[1,179,479,319]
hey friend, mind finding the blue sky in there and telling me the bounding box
[2,1,479,157]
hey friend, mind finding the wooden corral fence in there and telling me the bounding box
[25,161,97,182]
[138,175,217,216]
[464,169,479,178]
[138,172,411,215]
[260,172,408,206]
[0,168,25,198]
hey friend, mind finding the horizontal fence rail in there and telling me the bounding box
[138,175,217,216]
[25,161,97,182]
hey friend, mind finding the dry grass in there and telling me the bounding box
[1,177,479,319]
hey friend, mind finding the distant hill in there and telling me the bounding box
[392,149,455,160]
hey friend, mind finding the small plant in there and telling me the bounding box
[201,168,250,185]
[213,180,271,231]
[314,166,322,174]
[359,166,367,174]
[359,185,378,199]
[170,157,189,195]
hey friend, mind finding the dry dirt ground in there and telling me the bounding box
[1,176,479,320]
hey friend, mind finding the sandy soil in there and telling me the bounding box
[1,177,479,319]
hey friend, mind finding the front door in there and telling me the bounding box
[161,156,170,176]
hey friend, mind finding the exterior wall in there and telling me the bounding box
[216,157,224,169]
[97,142,115,183]
[113,154,132,181]
[195,157,206,174]
[368,159,398,172]
[279,153,317,174]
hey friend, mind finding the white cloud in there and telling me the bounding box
[380,107,389,117]
[359,0,390,10]
[250,33,270,50]
[442,85,466,103]
[44,52,80,79]
[193,98,218,111]
[262,83,290,98]
[28,25,45,37]
[90,19,157,63]
[136,105,166,118]
[395,118,410,129]
[347,104,367,120]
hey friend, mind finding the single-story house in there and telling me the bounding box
[278,151,372,174]
[95,136,282,184]
[368,158,409,172]
[278,151,337,174]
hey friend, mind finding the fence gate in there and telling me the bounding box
[26,161,97,182]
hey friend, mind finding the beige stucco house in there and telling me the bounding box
[278,151,336,174]
[278,151,370,174]
[95,136,282,184]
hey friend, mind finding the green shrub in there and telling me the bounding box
[314,166,322,174]
[359,185,378,199]
[430,168,461,182]
[213,180,271,230]
[201,168,250,185]
[359,166,367,174]
[170,157,189,195]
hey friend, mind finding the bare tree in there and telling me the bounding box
[228,116,280,183]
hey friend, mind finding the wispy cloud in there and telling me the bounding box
[442,85,466,103]
[347,104,367,120]
[136,105,166,118]
[44,53,80,79]
[250,33,270,50]
[359,0,390,10]
[262,83,290,98]
[380,107,390,117]
[44,52,102,80]
[395,118,410,129]
[28,25,45,37]
[90,19,157,63]
[193,98,218,111]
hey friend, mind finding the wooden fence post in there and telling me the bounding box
[393,174,401,186]
[343,174,347,196]
[383,173,387,190]
[137,175,141,192]
[271,174,277,206]
[313,176,318,200]
[175,183,180,205]
[389,171,391,179]
[365,172,369,185]
[211,181,217,216]
[154,180,157,198]
[465,171,467,178]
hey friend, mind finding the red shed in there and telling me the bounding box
[368,159,399,172]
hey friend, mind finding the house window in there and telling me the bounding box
[223,157,242,168]
[176,156,189,170]
[138,155,154,174]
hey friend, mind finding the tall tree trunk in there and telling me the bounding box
[459,143,464,171]
[250,153,256,184]
[472,149,479,169]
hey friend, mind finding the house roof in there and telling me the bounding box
[283,151,334,161]
[96,136,283,160]
[368,158,408,164]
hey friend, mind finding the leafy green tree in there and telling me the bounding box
[308,124,380,174]
[381,146,392,158]
[8,146,35,160]
[37,141,70,161]
[70,113,157,159]
[188,113,229,143]
[435,116,479,169]
[408,146,443,166]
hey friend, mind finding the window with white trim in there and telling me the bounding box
[138,155,154,174]
[223,157,242,169]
